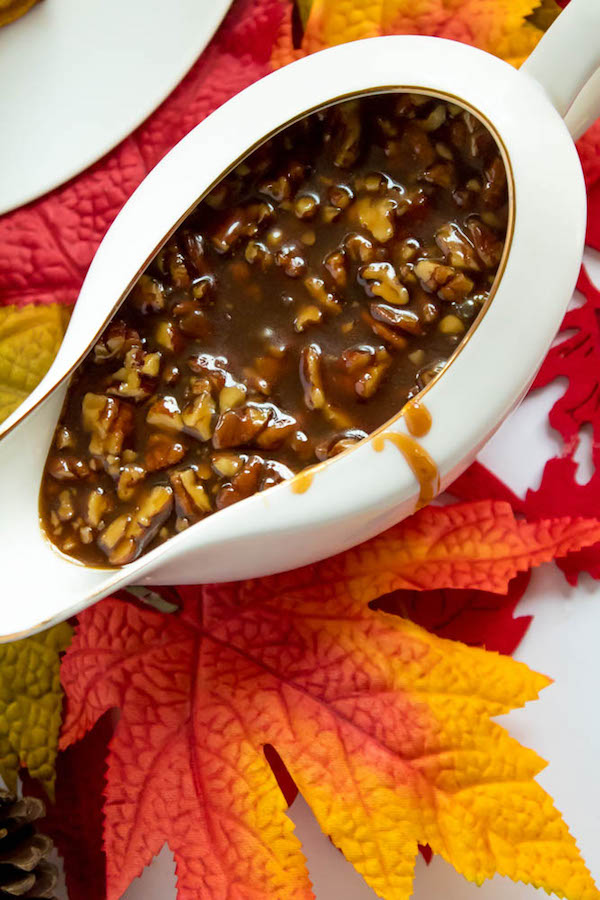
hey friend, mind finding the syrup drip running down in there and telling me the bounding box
[372,400,438,509]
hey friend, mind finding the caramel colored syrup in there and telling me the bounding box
[290,469,315,494]
[402,399,432,439]
[372,401,438,509]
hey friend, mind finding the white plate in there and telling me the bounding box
[0,0,232,215]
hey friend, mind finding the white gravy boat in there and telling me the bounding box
[1,0,600,640]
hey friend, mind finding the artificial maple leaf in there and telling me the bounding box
[0,0,283,311]
[448,459,526,511]
[578,120,600,251]
[0,304,69,423]
[518,266,600,583]
[21,711,112,900]
[60,578,599,900]
[272,0,560,69]
[0,622,72,798]
[264,565,534,816]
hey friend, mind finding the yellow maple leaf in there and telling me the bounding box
[274,0,561,69]
[0,622,73,799]
[0,304,69,425]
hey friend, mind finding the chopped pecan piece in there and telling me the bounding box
[418,359,447,389]
[275,243,307,278]
[369,303,423,335]
[414,260,474,303]
[362,311,408,350]
[340,346,374,373]
[435,223,480,271]
[294,305,323,333]
[481,156,507,209]
[171,299,210,339]
[294,194,319,219]
[343,232,376,263]
[46,454,90,481]
[155,320,184,353]
[212,453,243,477]
[181,231,206,274]
[324,250,347,290]
[466,217,504,269]
[117,464,147,501]
[107,348,157,403]
[181,392,217,442]
[392,122,435,168]
[82,394,134,458]
[351,195,397,243]
[187,353,229,392]
[255,405,297,449]
[144,433,187,472]
[360,262,409,305]
[212,404,271,449]
[170,468,212,522]
[85,488,111,529]
[129,275,166,314]
[354,348,391,399]
[331,100,361,168]
[165,242,191,288]
[211,202,273,254]
[93,321,142,363]
[419,103,446,132]
[437,272,474,303]
[299,344,325,411]
[245,240,273,271]
[98,485,173,565]
[219,384,247,412]
[55,426,75,450]
[261,460,295,489]
[303,276,341,314]
[423,162,456,189]
[56,489,76,522]
[315,429,367,461]
[146,396,184,432]
[216,456,264,509]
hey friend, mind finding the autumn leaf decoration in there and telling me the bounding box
[60,501,600,900]
[273,0,561,68]
[0,304,69,424]
[0,623,72,798]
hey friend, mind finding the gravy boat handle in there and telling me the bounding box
[521,0,600,139]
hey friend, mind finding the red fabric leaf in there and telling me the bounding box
[0,0,284,309]
[586,181,600,252]
[448,460,526,511]
[577,119,600,190]
[373,570,532,656]
[520,266,600,582]
[21,711,112,900]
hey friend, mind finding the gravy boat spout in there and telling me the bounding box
[1,15,597,640]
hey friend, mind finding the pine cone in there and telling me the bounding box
[0,790,58,899]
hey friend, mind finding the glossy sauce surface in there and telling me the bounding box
[40,92,508,567]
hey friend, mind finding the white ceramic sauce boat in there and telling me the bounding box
[1,0,600,641]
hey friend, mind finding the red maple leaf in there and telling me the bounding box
[22,711,112,900]
[372,570,532,656]
[577,120,600,251]
[0,0,284,309]
[521,267,600,582]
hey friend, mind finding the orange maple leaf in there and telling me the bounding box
[272,0,560,69]
[60,501,600,900]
